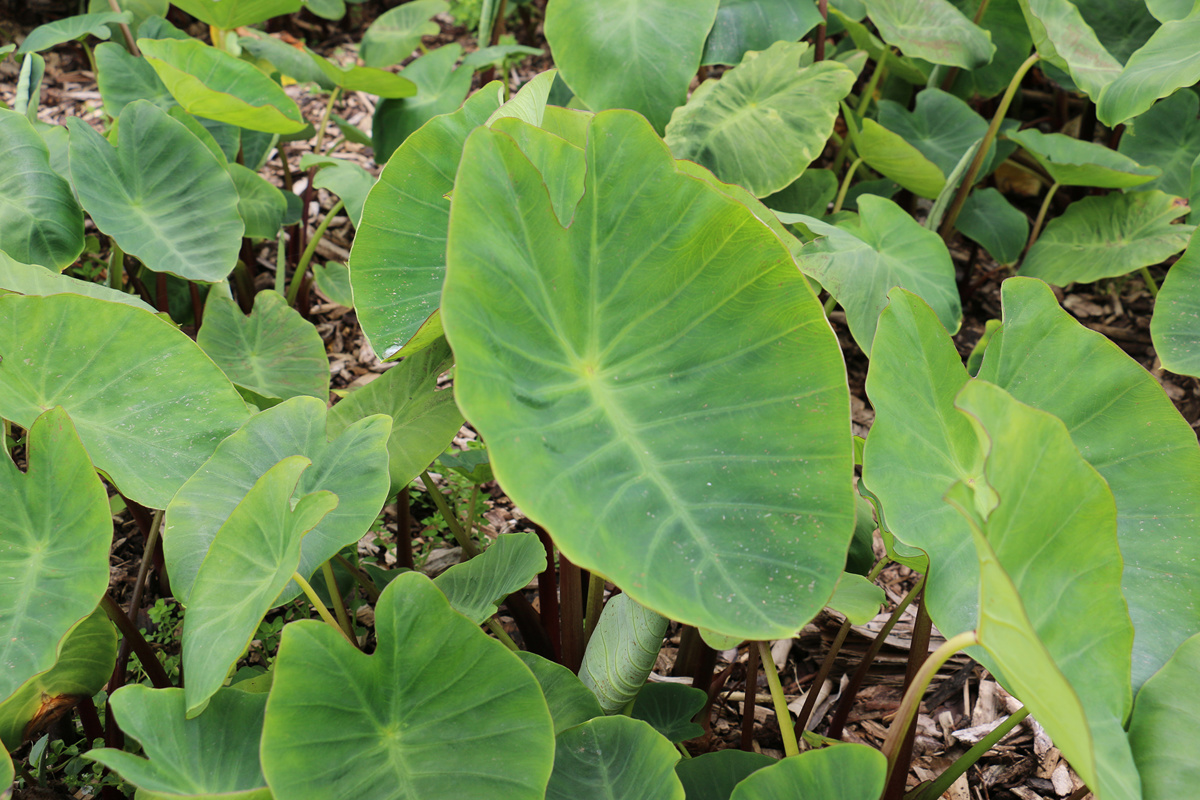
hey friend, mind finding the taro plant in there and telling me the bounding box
[2,0,1200,798]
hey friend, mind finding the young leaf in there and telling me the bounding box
[701,0,823,66]
[545,717,684,800]
[828,572,884,625]
[260,572,555,800]
[182,455,337,716]
[297,154,374,227]
[729,743,886,800]
[312,260,353,307]
[1016,0,1121,100]
[544,0,719,133]
[1151,229,1200,378]
[1005,128,1160,188]
[788,195,961,355]
[862,0,995,68]
[359,0,448,68]
[16,12,131,54]
[87,685,271,799]
[307,48,417,98]
[444,110,854,640]
[164,396,391,606]
[14,53,45,122]
[849,114,947,198]
[66,101,244,282]
[579,595,670,715]
[0,109,84,270]
[514,651,604,734]
[631,683,706,743]
[197,290,330,405]
[0,408,112,705]
[1021,190,1194,285]
[1128,632,1200,800]
[664,41,855,197]
[139,37,307,134]
[433,532,546,624]
[0,294,250,508]
[1097,6,1200,127]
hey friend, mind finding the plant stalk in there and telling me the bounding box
[100,594,173,689]
[558,552,584,671]
[914,707,1030,800]
[532,523,561,659]
[485,617,520,651]
[1025,181,1060,255]
[740,641,760,751]
[1139,267,1160,297]
[792,617,852,735]
[288,199,345,307]
[939,53,1041,240]
[292,571,355,644]
[758,641,799,757]
[107,241,124,289]
[321,560,356,642]
[833,157,863,214]
[815,0,828,61]
[106,0,140,55]
[583,570,605,645]
[420,469,480,558]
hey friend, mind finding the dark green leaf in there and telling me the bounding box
[545,716,684,800]
[371,44,473,161]
[701,0,823,66]
[1117,89,1200,204]
[360,0,448,68]
[956,187,1029,265]
[631,683,706,743]
[513,651,604,735]
[730,743,885,800]
[675,750,774,800]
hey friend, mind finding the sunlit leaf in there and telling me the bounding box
[16,12,130,54]
[170,0,300,29]
[1006,128,1159,188]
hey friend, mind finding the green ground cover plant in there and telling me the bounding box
[1,0,1199,798]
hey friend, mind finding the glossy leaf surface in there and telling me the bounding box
[730,743,886,800]
[1021,191,1194,284]
[0,109,84,270]
[1097,6,1200,126]
[0,408,110,704]
[665,42,854,197]
[67,101,243,282]
[631,683,706,743]
[1151,229,1200,377]
[360,0,447,68]
[1006,128,1159,188]
[164,396,390,605]
[788,195,961,356]
[544,0,719,133]
[433,532,545,624]
[0,294,250,508]
[444,110,854,640]
[675,750,774,800]
[182,455,337,716]
[863,0,994,68]
[88,685,271,800]
[514,651,603,735]
[579,594,669,714]
[1128,632,1200,800]
[545,716,684,800]
[701,0,822,65]
[197,290,330,404]
[261,572,554,800]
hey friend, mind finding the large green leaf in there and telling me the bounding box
[164,396,390,605]
[359,0,448,68]
[862,0,995,68]
[1128,632,1200,800]
[544,0,719,133]
[139,38,306,134]
[0,109,84,270]
[956,187,1029,266]
[0,294,250,508]
[1151,228,1200,377]
[326,337,463,497]
[370,44,474,162]
[848,115,947,199]
[67,101,244,282]
[170,0,300,29]
[1006,128,1159,188]
[545,716,684,800]
[261,571,554,799]
[1021,190,1194,284]
[0,607,115,751]
[1077,0,1160,63]
[443,110,854,640]
[1017,0,1121,99]
[877,88,991,178]
[16,12,131,54]
[829,9,933,84]
[514,651,604,735]
[197,290,330,405]
[675,750,775,800]
[977,277,1200,690]
[1117,89,1200,204]
[352,84,503,357]
[664,42,854,197]
[182,455,337,716]
[1097,6,1200,127]
[578,594,669,715]
[433,532,546,624]
[0,408,111,704]
[88,685,271,800]
[88,0,168,37]
[787,194,961,355]
[730,743,886,800]
[308,49,416,98]
[94,40,177,117]
[948,0,1034,99]
[0,252,154,311]
[949,380,1139,800]
[701,0,823,66]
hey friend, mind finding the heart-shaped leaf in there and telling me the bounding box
[1021,190,1194,284]
[182,455,337,715]
[676,750,774,800]
[1128,632,1200,800]
[370,44,474,162]
[359,0,447,68]
[1151,228,1200,377]
[197,290,330,405]
[16,12,131,54]
[730,743,886,800]
[877,88,993,178]
[0,252,155,311]
[0,109,84,270]
[326,337,462,498]
[260,571,555,799]
[664,42,854,197]
[701,0,823,66]
[1017,0,1121,99]
[947,0,1034,99]
[0,608,115,750]
[847,114,947,199]
[312,260,353,307]
[433,532,546,624]
[95,40,177,118]
[1006,128,1159,188]
[0,408,111,704]
[956,187,1029,265]
[67,101,243,282]
[139,38,306,134]
[0,294,250,509]
[631,683,706,743]
[164,395,390,606]
[297,154,374,227]
[88,685,271,800]
[228,163,287,239]
[545,716,684,800]
[1117,89,1200,205]
[578,594,670,715]
[545,0,719,133]
[1097,6,1200,126]
[828,572,885,625]
[170,0,300,30]
[444,110,854,640]
[787,194,961,355]
[514,651,603,735]
[863,0,995,68]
